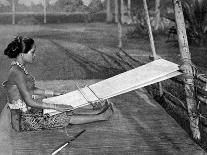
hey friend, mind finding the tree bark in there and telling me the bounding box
[154,0,160,30]
[173,0,200,140]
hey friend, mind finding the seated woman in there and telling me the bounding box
[2,36,113,131]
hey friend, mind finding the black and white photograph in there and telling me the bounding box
[0,0,207,154]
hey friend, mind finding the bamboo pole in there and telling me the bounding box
[173,0,200,140]
[142,0,163,96]
[43,0,47,24]
[12,0,15,25]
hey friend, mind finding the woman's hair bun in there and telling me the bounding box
[4,36,23,58]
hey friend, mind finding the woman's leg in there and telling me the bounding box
[69,105,113,124]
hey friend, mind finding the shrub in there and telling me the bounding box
[181,0,207,46]
[88,11,106,23]
[17,16,40,25]
[166,0,207,46]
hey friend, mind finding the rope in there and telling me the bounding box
[176,60,207,129]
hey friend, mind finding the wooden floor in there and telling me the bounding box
[0,80,206,155]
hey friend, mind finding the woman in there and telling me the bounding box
[2,36,113,131]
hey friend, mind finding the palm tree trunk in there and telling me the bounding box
[106,0,112,23]
[43,0,47,24]
[12,0,15,25]
[127,0,132,24]
[118,0,122,48]
[115,0,118,23]
[154,0,160,30]
[120,0,124,23]
[173,0,200,140]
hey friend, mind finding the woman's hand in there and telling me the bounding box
[54,104,74,112]
[53,90,68,96]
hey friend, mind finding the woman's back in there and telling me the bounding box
[4,64,35,100]
[3,66,23,103]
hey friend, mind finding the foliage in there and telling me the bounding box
[175,0,207,46]
[126,0,173,40]
[88,0,104,13]
[55,0,86,12]
[0,0,10,6]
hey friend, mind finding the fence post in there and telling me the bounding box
[143,0,163,96]
[173,0,200,140]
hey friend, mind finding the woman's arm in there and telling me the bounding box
[33,87,63,97]
[12,68,73,112]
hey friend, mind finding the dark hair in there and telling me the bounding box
[4,36,34,58]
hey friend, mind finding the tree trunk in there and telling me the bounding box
[154,0,160,30]
[118,22,123,48]
[127,0,132,24]
[43,0,47,24]
[115,0,118,23]
[12,0,15,25]
[173,0,200,140]
[106,0,113,23]
[120,0,124,23]
[118,0,122,48]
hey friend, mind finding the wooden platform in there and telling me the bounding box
[0,80,205,155]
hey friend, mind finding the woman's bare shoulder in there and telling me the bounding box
[9,66,25,82]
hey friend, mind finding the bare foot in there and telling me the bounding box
[91,101,103,110]
[102,104,114,120]
[96,100,110,114]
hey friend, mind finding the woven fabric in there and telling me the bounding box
[20,110,72,131]
[8,100,72,131]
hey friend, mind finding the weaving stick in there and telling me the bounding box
[72,81,90,104]
[51,129,86,155]
[86,85,104,103]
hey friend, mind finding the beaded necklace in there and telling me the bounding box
[10,61,36,86]
[11,61,29,75]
